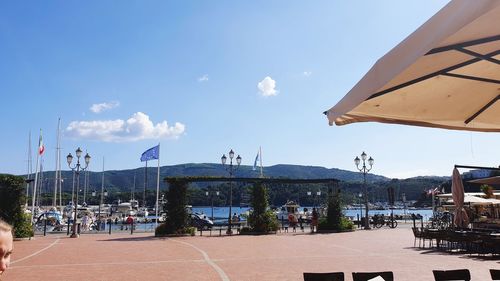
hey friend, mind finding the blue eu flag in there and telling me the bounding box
[140,145,160,162]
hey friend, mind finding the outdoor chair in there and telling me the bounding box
[432,269,471,281]
[491,269,500,280]
[303,272,344,281]
[352,271,393,281]
[412,227,423,247]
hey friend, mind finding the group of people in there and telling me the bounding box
[285,207,319,232]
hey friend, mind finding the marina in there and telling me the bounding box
[1,0,500,280]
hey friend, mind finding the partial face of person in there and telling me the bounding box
[0,231,13,274]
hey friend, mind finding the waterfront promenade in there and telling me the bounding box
[5,224,497,281]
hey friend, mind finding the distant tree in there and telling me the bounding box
[0,174,33,238]
[481,184,494,198]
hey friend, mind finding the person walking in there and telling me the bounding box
[81,214,89,232]
[311,208,319,233]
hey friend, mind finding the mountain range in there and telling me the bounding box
[23,163,449,197]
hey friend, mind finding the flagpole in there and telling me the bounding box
[259,146,263,178]
[98,157,105,229]
[155,143,161,228]
[31,129,42,225]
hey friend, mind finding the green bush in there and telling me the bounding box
[318,217,353,232]
[155,224,196,236]
[340,217,354,230]
[0,174,33,238]
[185,226,196,236]
[14,213,34,238]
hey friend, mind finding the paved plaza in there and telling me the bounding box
[5,225,498,281]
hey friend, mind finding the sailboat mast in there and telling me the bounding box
[144,161,148,208]
[259,146,263,178]
[132,171,136,201]
[31,129,42,224]
[26,131,32,207]
[53,118,61,207]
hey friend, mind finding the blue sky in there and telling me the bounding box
[3,0,499,178]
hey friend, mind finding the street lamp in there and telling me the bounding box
[355,151,374,230]
[307,191,322,208]
[402,192,407,223]
[67,147,91,238]
[221,149,241,234]
[205,189,220,221]
[358,192,363,228]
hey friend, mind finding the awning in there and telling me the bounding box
[447,194,500,205]
[325,0,500,132]
[469,176,500,185]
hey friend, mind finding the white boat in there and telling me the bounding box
[276,201,308,221]
[111,201,137,217]
[34,210,66,232]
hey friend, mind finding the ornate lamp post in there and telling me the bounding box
[206,189,220,222]
[358,192,363,228]
[354,151,374,230]
[66,147,91,238]
[221,149,241,235]
[307,191,322,208]
[402,192,407,223]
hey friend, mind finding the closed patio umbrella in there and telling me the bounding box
[324,0,500,131]
[452,168,469,228]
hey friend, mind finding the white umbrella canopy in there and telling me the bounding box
[446,194,500,205]
[325,0,500,131]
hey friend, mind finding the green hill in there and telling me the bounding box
[18,163,449,205]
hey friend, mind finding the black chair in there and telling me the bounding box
[491,269,500,280]
[303,272,344,281]
[352,271,393,281]
[432,269,471,281]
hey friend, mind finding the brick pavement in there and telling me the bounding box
[4,225,498,281]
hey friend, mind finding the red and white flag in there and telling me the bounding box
[427,187,439,196]
[38,130,45,155]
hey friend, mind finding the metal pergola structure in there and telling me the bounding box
[455,164,500,172]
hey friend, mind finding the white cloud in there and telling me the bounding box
[90,101,120,113]
[303,71,312,77]
[66,112,185,142]
[257,76,278,97]
[198,74,209,82]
